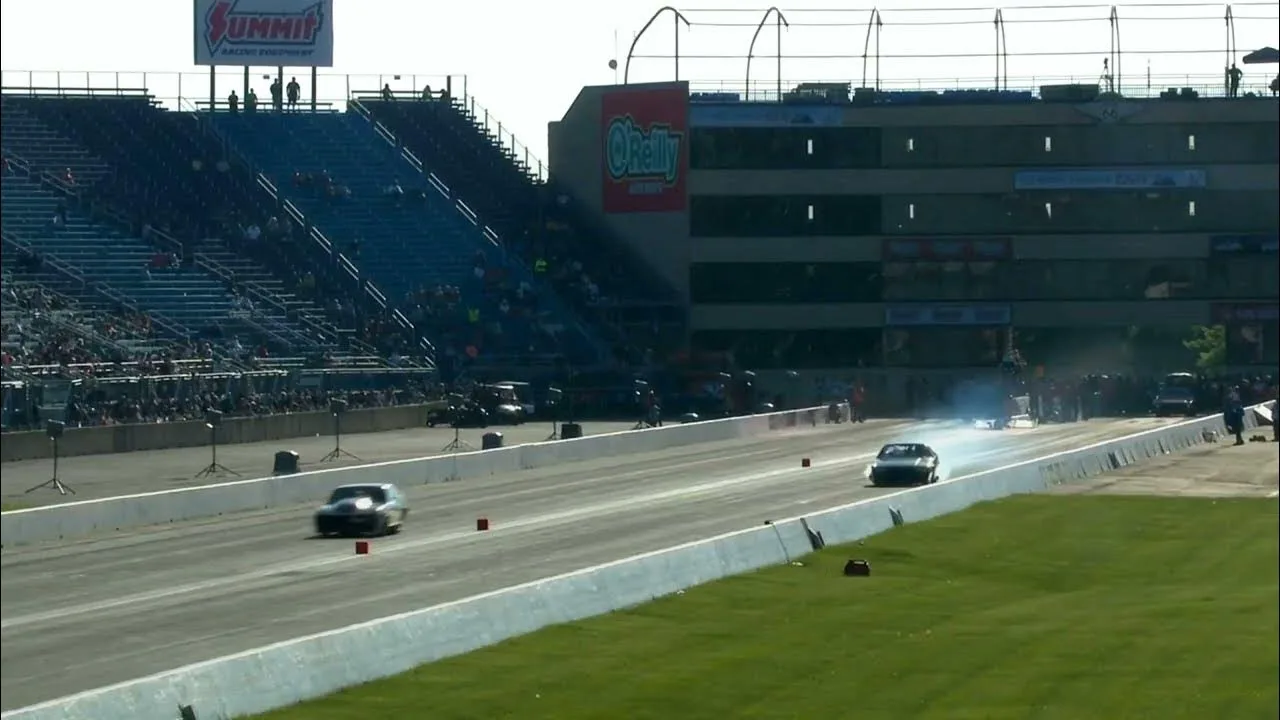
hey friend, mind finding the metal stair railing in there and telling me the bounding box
[186,249,312,350]
[349,98,614,364]
[197,114,437,368]
[19,160,308,356]
[2,275,145,361]
[263,174,434,362]
[0,230,200,354]
[379,99,684,309]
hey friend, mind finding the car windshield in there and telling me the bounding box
[1157,386,1193,399]
[327,486,386,504]
[498,383,530,404]
[878,444,929,459]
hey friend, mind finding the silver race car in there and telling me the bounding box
[868,443,941,487]
[314,483,408,537]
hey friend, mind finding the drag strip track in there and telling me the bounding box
[0,418,1174,710]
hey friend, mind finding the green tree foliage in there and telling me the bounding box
[1183,325,1226,369]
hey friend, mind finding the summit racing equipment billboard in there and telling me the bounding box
[601,85,688,214]
[194,0,334,67]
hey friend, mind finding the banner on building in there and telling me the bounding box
[883,237,1012,261]
[194,0,334,67]
[1212,303,1280,324]
[1209,234,1279,254]
[885,305,1012,326]
[601,85,688,214]
[688,103,843,128]
[1013,168,1206,191]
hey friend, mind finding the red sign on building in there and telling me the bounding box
[600,86,688,214]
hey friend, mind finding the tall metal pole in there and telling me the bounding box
[624,6,691,85]
[775,11,786,100]
[1225,5,1237,95]
[1108,6,1122,93]
[861,8,883,91]
[746,7,789,102]
[993,9,1009,91]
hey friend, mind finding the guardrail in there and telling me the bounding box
[1,70,470,110]
[5,402,1268,720]
[0,405,832,547]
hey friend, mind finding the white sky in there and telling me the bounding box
[2,1,1276,166]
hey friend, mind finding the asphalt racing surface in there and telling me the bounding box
[0,421,638,507]
[0,417,1176,710]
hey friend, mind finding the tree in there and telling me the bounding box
[1183,325,1225,369]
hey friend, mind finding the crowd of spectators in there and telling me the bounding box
[397,249,562,371]
[74,385,439,427]
[0,279,175,373]
[3,382,449,432]
[219,209,426,362]
[510,204,679,370]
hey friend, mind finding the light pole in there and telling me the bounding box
[746,7,789,102]
[624,6,692,84]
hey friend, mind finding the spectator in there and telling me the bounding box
[286,77,301,111]
[270,78,283,112]
[384,179,404,204]
[227,90,239,114]
[245,88,259,113]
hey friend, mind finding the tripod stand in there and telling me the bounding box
[195,425,241,479]
[320,412,361,462]
[633,405,659,430]
[441,424,474,452]
[24,437,76,496]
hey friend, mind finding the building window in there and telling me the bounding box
[807,204,815,221]
[906,137,915,152]
[1044,202,1053,219]
[1043,135,1053,152]
[1187,200,1197,217]
[806,138,814,156]
[908,203,916,220]
[1187,134,1197,151]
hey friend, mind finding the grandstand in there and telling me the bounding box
[3,3,1276,430]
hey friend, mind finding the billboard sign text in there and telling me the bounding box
[601,86,688,214]
[194,0,334,67]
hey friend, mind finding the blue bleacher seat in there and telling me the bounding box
[1,97,338,356]
[207,110,606,368]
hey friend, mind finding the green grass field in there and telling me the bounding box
[253,496,1279,720]
[0,503,25,512]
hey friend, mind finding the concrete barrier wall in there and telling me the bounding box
[4,402,1268,720]
[0,402,449,463]
[0,406,828,548]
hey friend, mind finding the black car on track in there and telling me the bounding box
[314,483,408,537]
[868,443,941,487]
